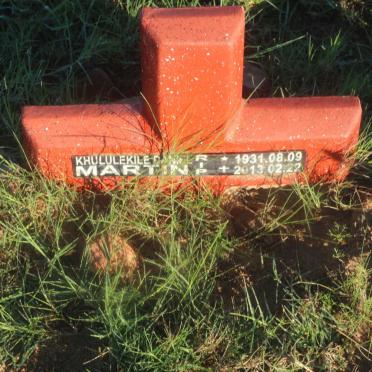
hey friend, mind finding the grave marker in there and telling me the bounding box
[22,6,362,193]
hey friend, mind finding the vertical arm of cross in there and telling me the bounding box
[140,6,245,151]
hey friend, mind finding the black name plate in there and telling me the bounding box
[72,151,306,177]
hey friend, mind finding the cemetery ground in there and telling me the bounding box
[0,0,371,371]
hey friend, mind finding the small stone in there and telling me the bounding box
[88,234,139,280]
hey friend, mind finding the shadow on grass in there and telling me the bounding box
[25,332,108,372]
[216,186,371,311]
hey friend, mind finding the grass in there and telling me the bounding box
[0,0,371,370]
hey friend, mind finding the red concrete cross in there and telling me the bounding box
[22,6,362,193]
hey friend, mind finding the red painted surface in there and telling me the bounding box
[22,99,157,189]
[141,6,245,148]
[21,6,362,192]
[22,96,362,192]
[213,96,362,190]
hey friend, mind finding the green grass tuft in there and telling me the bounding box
[0,0,371,370]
